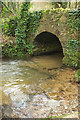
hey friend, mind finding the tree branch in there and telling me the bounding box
[2,2,13,14]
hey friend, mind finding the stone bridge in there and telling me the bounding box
[30,9,70,55]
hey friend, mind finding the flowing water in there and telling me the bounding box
[0,52,78,118]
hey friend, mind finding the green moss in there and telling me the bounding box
[63,39,80,68]
[54,114,70,118]
[74,69,80,83]
[63,51,80,68]
[75,51,80,59]
[63,56,78,68]
[42,8,69,16]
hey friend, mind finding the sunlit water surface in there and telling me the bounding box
[0,52,63,113]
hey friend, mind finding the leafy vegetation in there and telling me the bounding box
[2,2,42,58]
[15,2,42,56]
[2,39,17,58]
[63,8,80,69]
[63,39,80,68]
[67,8,80,40]
[74,69,80,83]
[2,16,18,36]
[1,2,80,61]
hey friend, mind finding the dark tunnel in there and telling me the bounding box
[33,31,63,56]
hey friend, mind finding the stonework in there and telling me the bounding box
[31,9,70,54]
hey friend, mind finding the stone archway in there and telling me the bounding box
[30,9,69,55]
[33,31,63,56]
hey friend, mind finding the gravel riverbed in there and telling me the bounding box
[2,93,78,118]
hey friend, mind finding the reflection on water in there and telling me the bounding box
[1,61,48,107]
[32,52,63,69]
[0,52,63,111]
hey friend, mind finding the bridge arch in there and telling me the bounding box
[30,10,69,55]
[33,31,64,56]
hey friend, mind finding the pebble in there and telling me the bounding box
[1,94,78,118]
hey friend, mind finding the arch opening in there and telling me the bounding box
[33,31,63,56]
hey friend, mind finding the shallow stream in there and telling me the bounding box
[0,52,78,118]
